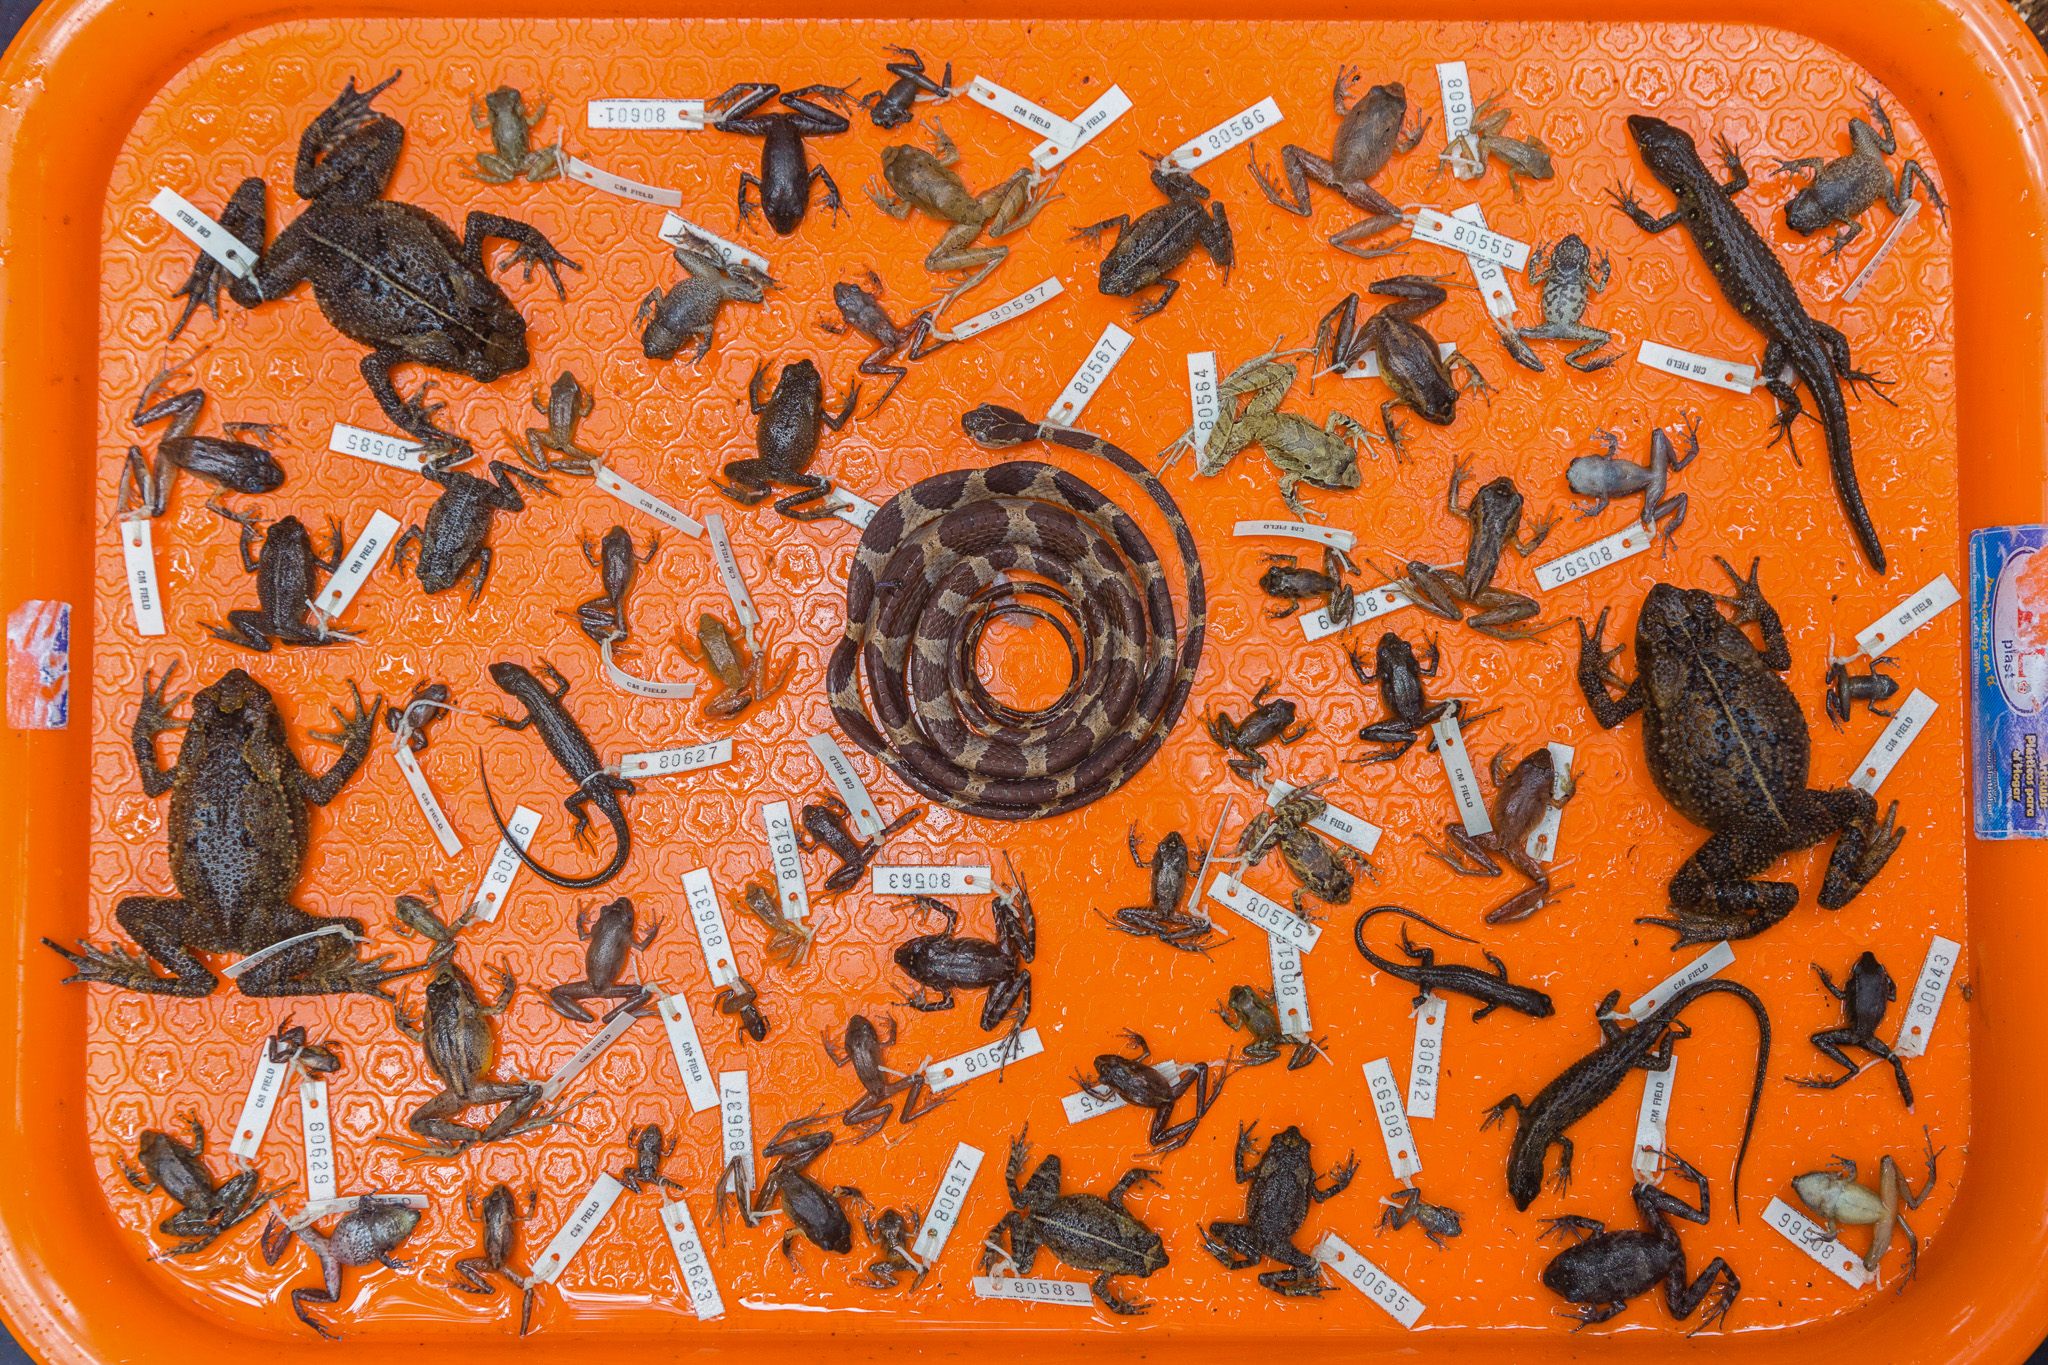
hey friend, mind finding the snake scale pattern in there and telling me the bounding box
[825,404,1207,821]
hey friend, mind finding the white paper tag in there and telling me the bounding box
[926,1028,1045,1092]
[972,1275,1093,1305]
[965,76,1080,145]
[1536,522,1662,592]
[761,801,810,924]
[1265,780,1383,856]
[298,1077,337,1203]
[657,992,718,1112]
[1205,873,1322,951]
[220,923,359,981]
[539,1008,640,1101]
[1164,96,1283,171]
[1636,339,1758,393]
[806,733,885,837]
[1410,207,1531,270]
[618,738,733,778]
[314,510,398,620]
[469,804,540,922]
[872,864,992,896]
[1435,62,1475,141]
[1840,197,1923,302]
[1764,1197,1872,1287]
[289,1192,429,1232]
[530,1174,625,1285]
[1525,742,1574,863]
[1301,584,1415,642]
[912,1143,984,1266]
[1407,996,1446,1119]
[1030,85,1132,170]
[683,866,741,988]
[592,461,703,537]
[229,1042,293,1160]
[1848,689,1938,793]
[601,637,695,700]
[718,1071,753,1190]
[1270,935,1312,1036]
[1232,520,1358,552]
[1854,574,1961,657]
[589,97,706,130]
[830,487,880,529]
[941,276,1065,341]
[1632,1056,1677,1184]
[564,154,682,207]
[1061,1061,1188,1123]
[328,422,427,472]
[392,741,462,857]
[1452,204,1518,319]
[661,1197,726,1318]
[656,210,771,275]
[1186,351,1221,455]
[1894,933,1962,1058]
[1432,709,1491,836]
[1362,1058,1422,1181]
[1340,340,1457,381]
[150,187,256,278]
[1046,323,1133,425]
[1315,1233,1426,1327]
[1625,940,1736,1020]
[704,513,760,640]
[120,518,166,637]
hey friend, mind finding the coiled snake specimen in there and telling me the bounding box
[825,405,1207,820]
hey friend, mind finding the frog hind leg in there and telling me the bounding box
[204,610,281,652]
[46,896,220,996]
[1643,828,1800,945]
[169,177,274,342]
[1258,1242,1331,1297]
[1200,1219,1261,1269]
[1817,792,1904,910]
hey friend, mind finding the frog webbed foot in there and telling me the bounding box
[1818,797,1905,910]
[44,935,190,992]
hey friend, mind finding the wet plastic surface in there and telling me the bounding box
[5,0,2048,1362]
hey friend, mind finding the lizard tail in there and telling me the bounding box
[1797,343,1887,574]
[478,754,629,890]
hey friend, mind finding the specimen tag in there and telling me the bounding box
[1855,573,1961,657]
[1848,689,1938,794]
[600,637,695,700]
[1187,351,1221,454]
[1030,84,1132,170]
[831,487,880,529]
[1340,340,1457,380]
[806,732,885,836]
[1061,1061,1189,1123]
[683,866,741,987]
[719,1071,753,1189]
[1452,204,1517,317]
[1764,1197,1871,1288]
[1362,1058,1422,1181]
[1266,779,1383,855]
[1840,196,1922,302]
[1435,61,1475,141]
[1045,323,1133,425]
[119,518,166,637]
[912,1143,984,1265]
[661,1197,725,1319]
[1525,742,1574,862]
[656,211,771,275]
[149,187,255,278]
[1271,935,1311,1035]
[531,1174,625,1285]
[1432,708,1491,836]
[220,923,359,981]
[538,1008,640,1101]
[941,276,1064,341]
[657,991,718,1112]
[1894,933,1962,1058]
[1625,940,1736,1019]
[1163,95,1283,170]
[563,154,682,207]
[290,1192,429,1232]
[1409,207,1531,270]
[588,97,706,130]
[1314,1233,1426,1327]
[872,864,991,896]
[229,1042,293,1160]
[1535,522,1657,592]
[1407,996,1445,1119]
[392,741,462,857]
[327,422,427,472]
[1302,585,1416,642]
[760,801,811,923]
[704,513,760,642]
[593,461,703,538]
[965,76,1080,145]
[1205,872,1322,951]
[315,511,399,619]
[1632,1056,1677,1184]
[972,1276,1093,1306]
[617,737,733,777]
[299,1078,336,1202]
[469,804,540,922]
[1232,520,1357,553]
[926,1028,1046,1092]
[1636,339,1758,393]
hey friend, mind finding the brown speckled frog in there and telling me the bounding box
[123,1116,287,1256]
[1577,558,1904,945]
[45,664,418,998]
[470,86,563,184]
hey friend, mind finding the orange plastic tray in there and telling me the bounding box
[1,0,2044,1359]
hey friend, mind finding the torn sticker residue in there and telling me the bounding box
[7,601,70,729]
